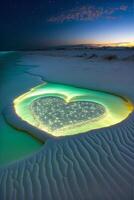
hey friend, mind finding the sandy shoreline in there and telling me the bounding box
[0,49,134,200]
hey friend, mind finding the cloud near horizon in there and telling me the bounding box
[47,5,128,23]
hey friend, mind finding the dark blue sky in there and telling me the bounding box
[0,0,134,49]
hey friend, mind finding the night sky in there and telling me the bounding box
[0,0,134,50]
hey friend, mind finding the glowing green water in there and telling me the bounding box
[1,75,133,166]
[0,52,42,166]
[14,82,133,137]
[0,117,42,166]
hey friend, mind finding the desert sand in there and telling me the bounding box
[0,48,134,200]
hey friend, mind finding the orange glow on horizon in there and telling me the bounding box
[72,39,134,47]
[97,41,134,47]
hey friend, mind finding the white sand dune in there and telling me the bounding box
[1,113,134,199]
[0,49,134,200]
[20,49,134,101]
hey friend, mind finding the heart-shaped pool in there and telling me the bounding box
[30,96,106,133]
[13,82,133,137]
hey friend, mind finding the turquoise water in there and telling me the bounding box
[0,52,42,166]
[0,115,42,166]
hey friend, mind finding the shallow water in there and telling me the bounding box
[14,82,133,137]
[0,116,42,166]
[0,52,42,166]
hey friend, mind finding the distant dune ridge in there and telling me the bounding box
[0,49,134,200]
[41,47,134,62]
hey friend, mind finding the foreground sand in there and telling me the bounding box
[0,49,134,200]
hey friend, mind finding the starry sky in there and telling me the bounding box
[0,0,134,50]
